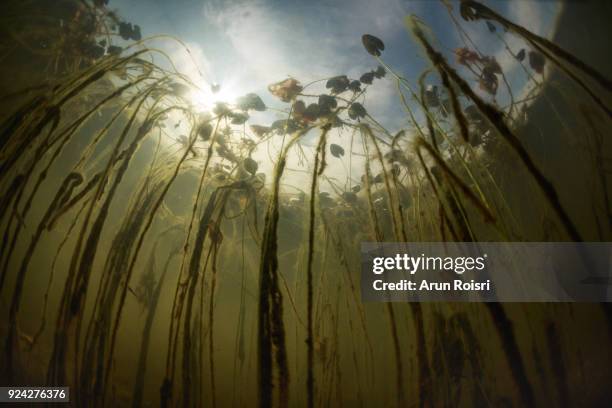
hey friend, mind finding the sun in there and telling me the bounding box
[188,80,241,112]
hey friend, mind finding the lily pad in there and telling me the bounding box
[326,75,350,94]
[348,103,367,120]
[529,51,545,74]
[250,125,271,138]
[348,80,361,93]
[237,93,266,111]
[362,34,385,57]
[230,112,249,125]
[318,94,338,113]
[374,65,386,79]
[303,103,320,122]
[360,72,375,85]
[330,143,345,158]
[197,122,213,141]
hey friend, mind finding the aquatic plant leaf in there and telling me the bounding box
[230,112,249,125]
[271,119,301,134]
[360,72,375,84]
[118,22,141,41]
[529,51,545,74]
[237,93,266,111]
[373,173,384,184]
[250,125,271,138]
[303,104,320,122]
[374,65,386,79]
[292,100,306,117]
[348,80,361,93]
[132,25,142,41]
[479,60,499,95]
[385,149,406,163]
[268,78,303,102]
[342,191,357,203]
[481,56,501,74]
[516,49,526,62]
[326,75,350,94]
[107,45,122,56]
[198,122,213,141]
[85,43,106,59]
[486,21,496,33]
[330,144,345,158]
[455,47,481,67]
[118,22,131,40]
[348,102,367,120]
[362,34,385,57]
[351,185,361,193]
[243,157,258,175]
[318,94,337,113]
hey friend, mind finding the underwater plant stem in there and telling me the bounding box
[411,22,583,243]
[306,126,329,408]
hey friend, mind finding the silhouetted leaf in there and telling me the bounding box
[374,65,386,79]
[348,80,361,93]
[197,122,213,141]
[118,22,141,41]
[230,112,249,125]
[303,103,320,122]
[348,102,367,120]
[237,93,266,111]
[455,47,481,67]
[529,51,545,74]
[516,49,526,62]
[291,100,307,121]
[362,34,385,56]
[486,21,496,33]
[250,125,271,138]
[342,191,357,203]
[326,75,350,94]
[330,143,345,158]
[318,94,337,113]
[360,72,375,84]
[118,22,131,40]
[271,119,301,134]
[132,25,142,41]
[107,45,122,55]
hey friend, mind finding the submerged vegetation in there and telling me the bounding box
[0,0,611,407]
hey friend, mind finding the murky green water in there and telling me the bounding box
[0,1,611,407]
